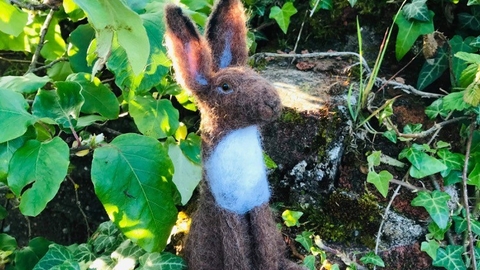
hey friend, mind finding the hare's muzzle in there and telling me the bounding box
[260,97,282,121]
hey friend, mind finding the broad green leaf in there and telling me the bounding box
[452,215,467,234]
[0,233,17,251]
[458,64,478,88]
[468,163,480,188]
[458,12,480,31]
[32,82,84,129]
[471,35,480,48]
[0,1,28,36]
[0,88,36,143]
[367,170,392,197]
[73,0,149,75]
[8,138,69,216]
[33,244,80,270]
[63,0,86,22]
[295,231,313,251]
[403,0,429,22]
[15,237,52,270]
[411,191,450,229]
[454,51,480,65]
[463,69,480,106]
[401,147,447,178]
[444,170,463,186]
[76,115,108,129]
[360,252,385,267]
[443,91,472,112]
[91,134,177,252]
[383,129,397,143]
[0,73,50,94]
[0,136,28,182]
[91,221,123,254]
[433,245,466,270]
[417,47,448,90]
[68,24,95,73]
[367,151,381,167]
[310,0,333,12]
[168,144,202,205]
[129,96,179,139]
[302,255,316,270]
[107,3,171,94]
[46,61,73,81]
[394,11,434,61]
[40,17,67,61]
[0,14,43,53]
[269,2,298,34]
[421,240,439,260]
[139,252,187,270]
[437,149,464,177]
[469,0,480,4]
[451,36,476,86]
[427,220,450,241]
[282,210,304,227]
[179,133,201,165]
[67,73,119,119]
[425,98,448,119]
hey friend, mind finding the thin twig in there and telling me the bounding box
[462,122,477,270]
[291,10,308,64]
[0,56,31,63]
[67,176,91,237]
[26,8,56,74]
[29,57,69,73]
[390,179,428,192]
[375,182,402,255]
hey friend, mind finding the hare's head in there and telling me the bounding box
[164,0,282,133]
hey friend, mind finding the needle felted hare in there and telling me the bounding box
[164,1,306,269]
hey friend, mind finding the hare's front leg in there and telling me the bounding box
[250,203,307,270]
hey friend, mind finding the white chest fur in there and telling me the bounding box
[204,125,270,214]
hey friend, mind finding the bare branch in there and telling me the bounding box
[26,8,56,74]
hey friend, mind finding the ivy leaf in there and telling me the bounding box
[421,240,440,260]
[91,222,122,254]
[425,98,448,119]
[383,130,397,143]
[302,255,316,270]
[401,147,447,178]
[394,11,434,61]
[73,243,95,263]
[310,0,333,12]
[7,138,69,216]
[139,252,187,270]
[168,143,202,205]
[411,191,451,229]
[73,0,149,75]
[403,0,430,22]
[443,91,472,112]
[0,73,50,94]
[32,82,84,129]
[468,0,480,5]
[111,240,146,268]
[295,231,313,251]
[417,46,448,90]
[66,73,119,119]
[129,96,179,139]
[107,4,171,94]
[32,244,80,270]
[458,12,480,31]
[427,221,450,241]
[464,75,480,106]
[451,36,476,87]
[360,252,385,267]
[433,245,466,270]
[437,149,464,177]
[458,64,478,88]
[269,2,298,34]
[15,237,52,270]
[282,210,304,227]
[468,163,480,188]
[0,89,37,143]
[91,134,178,252]
[0,1,28,36]
[367,170,392,197]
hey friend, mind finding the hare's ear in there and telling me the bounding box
[165,5,212,91]
[205,0,248,70]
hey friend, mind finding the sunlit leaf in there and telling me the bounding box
[0,73,50,94]
[168,143,201,205]
[33,244,80,270]
[269,2,298,34]
[68,24,95,73]
[0,1,28,36]
[443,91,472,112]
[360,252,385,267]
[421,240,440,260]
[367,170,392,197]
[282,210,304,227]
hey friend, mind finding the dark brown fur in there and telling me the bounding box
[165,1,306,269]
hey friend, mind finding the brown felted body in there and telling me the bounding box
[164,0,306,269]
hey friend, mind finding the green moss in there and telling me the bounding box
[279,107,306,125]
[303,191,381,248]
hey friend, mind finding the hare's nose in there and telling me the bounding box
[264,98,281,113]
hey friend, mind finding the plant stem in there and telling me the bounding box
[26,9,56,74]
[462,121,477,270]
[67,176,91,236]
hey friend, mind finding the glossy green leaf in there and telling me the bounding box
[269,2,298,34]
[367,151,381,167]
[168,143,201,205]
[417,47,448,90]
[400,145,447,178]
[32,82,84,129]
[444,170,463,186]
[33,244,80,270]
[139,252,187,270]
[458,64,478,88]
[63,0,86,22]
[8,138,69,216]
[421,240,439,260]
[282,210,303,227]
[129,96,179,139]
[458,11,480,31]
[107,3,170,94]
[383,130,397,143]
[68,24,95,73]
[0,1,28,36]
[15,237,52,270]
[0,88,36,143]
[0,233,17,251]
[0,136,28,182]
[451,36,476,87]
[367,170,392,197]
[40,17,67,61]
[91,134,177,252]
[46,61,73,81]
[403,0,429,22]
[110,239,146,268]
[394,11,434,60]
[91,221,123,254]
[67,73,119,119]
[0,73,50,94]
[179,133,201,165]
[411,191,450,229]
[426,221,450,241]
[433,245,466,270]
[443,91,472,112]
[360,252,385,267]
[73,0,149,75]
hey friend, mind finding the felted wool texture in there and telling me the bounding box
[204,125,270,214]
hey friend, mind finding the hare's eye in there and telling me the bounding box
[217,83,233,93]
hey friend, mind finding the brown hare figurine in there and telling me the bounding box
[165,0,306,269]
